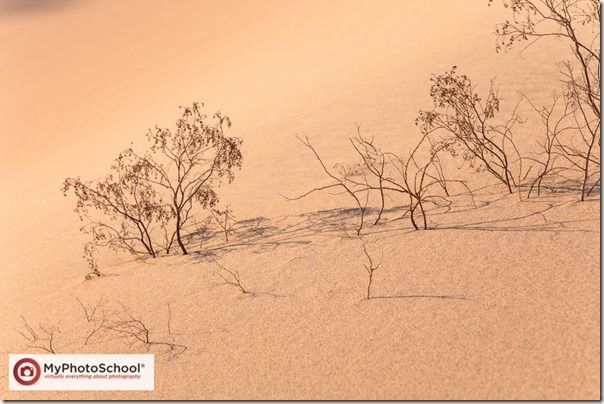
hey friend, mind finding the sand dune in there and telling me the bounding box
[0,0,599,399]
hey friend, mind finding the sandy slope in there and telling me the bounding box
[0,186,599,399]
[0,0,600,400]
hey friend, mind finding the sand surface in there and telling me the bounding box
[0,0,599,399]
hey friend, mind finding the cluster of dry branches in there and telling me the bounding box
[18,299,187,358]
[212,260,251,295]
[63,103,243,268]
[493,0,600,200]
[17,317,60,354]
[101,303,187,357]
[290,1,599,235]
[287,128,463,234]
[417,67,523,195]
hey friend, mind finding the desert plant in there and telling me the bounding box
[346,127,388,226]
[417,67,522,194]
[492,0,600,200]
[288,135,370,235]
[82,243,102,280]
[211,206,235,243]
[74,298,186,356]
[104,303,187,357]
[17,317,59,354]
[521,92,578,197]
[289,129,466,232]
[361,241,382,300]
[76,297,108,345]
[127,104,242,254]
[63,158,167,258]
[212,261,251,295]
[63,102,243,258]
[350,132,462,230]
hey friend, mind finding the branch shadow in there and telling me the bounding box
[186,183,597,262]
[188,207,384,261]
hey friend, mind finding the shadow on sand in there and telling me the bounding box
[186,184,596,262]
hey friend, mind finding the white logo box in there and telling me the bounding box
[9,354,154,391]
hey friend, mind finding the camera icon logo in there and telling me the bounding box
[13,358,41,385]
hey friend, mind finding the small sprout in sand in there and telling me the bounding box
[361,241,382,300]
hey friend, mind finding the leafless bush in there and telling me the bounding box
[350,131,469,230]
[17,317,59,354]
[76,297,108,345]
[521,92,578,197]
[417,66,523,194]
[73,298,186,357]
[288,128,468,232]
[211,206,235,243]
[493,0,600,200]
[103,303,187,357]
[287,135,370,235]
[63,102,243,260]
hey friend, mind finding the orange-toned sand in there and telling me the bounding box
[0,0,599,399]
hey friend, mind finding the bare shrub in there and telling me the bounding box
[76,297,107,345]
[129,104,242,254]
[492,0,600,200]
[211,206,235,243]
[103,303,187,357]
[63,159,167,258]
[17,317,59,354]
[289,128,467,232]
[417,66,522,194]
[350,131,467,230]
[287,135,370,235]
[63,102,243,260]
[521,92,578,197]
[72,298,187,357]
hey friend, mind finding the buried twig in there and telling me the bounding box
[211,260,287,299]
[212,260,252,295]
[367,294,471,301]
[166,303,172,335]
